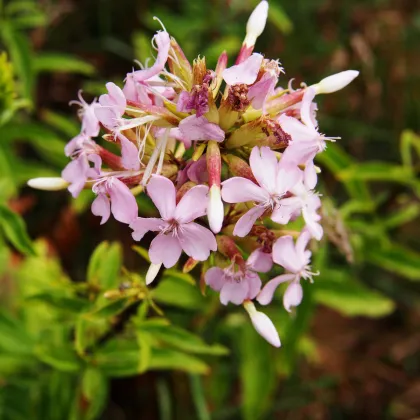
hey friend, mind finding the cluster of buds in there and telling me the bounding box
[29,1,358,347]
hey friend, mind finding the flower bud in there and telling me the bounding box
[310,70,359,95]
[243,301,281,348]
[146,262,162,285]
[183,257,199,274]
[245,0,269,47]
[27,177,69,191]
[207,185,224,234]
[224,154,257,183]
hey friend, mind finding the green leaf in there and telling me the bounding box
[0,205,35,255]
[338,162,414,184]
[148,348,209,374]
[382,202,420,229]
[33,53,95,75]
[35,345,81,372]
[314,269,395,317]
[0,310,34,355]
[26,292,88,313]
[86,298,128,319]
[268,3,293,34]
[317,143,371,201]
[41,109,80,138]
[0,22,34,100]
[87,241,122,289]
[81,368,108,420]
[240,321,276,420]
[400,130,420,170]
[136,321,228,356]
[366,244,420,281]
[151,276,206,310]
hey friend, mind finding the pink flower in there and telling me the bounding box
[170,115,225,149]
[95,82,126,130]
[119,134,140,171]
[91,177,138,225]
[69,91,100,137]
[279,87,338,189]
[273,181,323,240]
[257,231,317,311]
[221,146,301,237]
[204,248,271,305]
[222,53,263,86]
[130,175,217,269]
[176,157,208,186]
[62,135,101,198]
[132,31,170,83]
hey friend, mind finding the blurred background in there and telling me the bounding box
[1,0,420,419]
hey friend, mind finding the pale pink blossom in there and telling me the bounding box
[221,146,301,237]
[257,231,317,311]
[69,91,101,137]
[170,115,225,148]
[95,82,126,130]
[130,175,217,268]
[222,53,263,86]
[91,177,138,225]
[132,31,170,82]
[272,181,323,240]
[204,248,271,305]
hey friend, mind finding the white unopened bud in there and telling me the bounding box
[311,70,359,95]
[146,262,162,285]
[27,177,69,191]
[207,185,224,234]
[244,0,269,47]
[244,301,281,348]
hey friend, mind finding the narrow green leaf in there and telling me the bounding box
[151,276,206,310]
[314,270,395,317]
[35,345,81,372]
[366,244,420,281]
[148,348,209,374]
[338,162,413,183]
[0,205,35,255]
[240,321,276,420]
[136,322,228,356]
[81,367,108,420]
[33,53,95,75]
[87,241,122,289]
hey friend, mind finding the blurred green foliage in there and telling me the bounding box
[0,0,420,419]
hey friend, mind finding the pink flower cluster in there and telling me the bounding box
[29,1,358,347]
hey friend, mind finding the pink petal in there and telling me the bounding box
[178,115,225,143]
[295,231,312,263]
[133,31,170,82]
[91,193,111,225]
[278,114,317,143]
[256,273,296,305]
[146,175,176,220]
[119,135,140,171]
[176,91,193,113]
[245,272,262,300]
[247,248,273,273]
[204,267,225,291]
[248,73,277,110]
[300,87,317,131]
[281,140,318,167]
[81,104,100,137]
[249,146,278,193]
[94,106,118,129]
[64,134,87,157]
[186,157,208,184]
[174,185,209,223]
[271,196,302,225]
[302,207,323,240]
[303,159,317,190]
[108,178,138,224]
[221,177,269,204]
[233,205,266,237]
[248,310,281,347]
[178,222,217,261]
[130,217,164,241]
[283,282,303,312]
[272,235,301,273]
[62,156,89,198]
[99,82,126,116]
[276,162,302,195]
[220,281,249,305]
[149,233,182,268]
[222,53,263,86]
